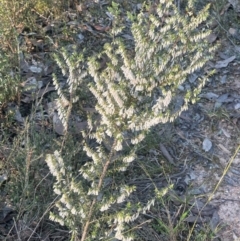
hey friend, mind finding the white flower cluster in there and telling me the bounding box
[46,0,217,239]
[46,151,65,182]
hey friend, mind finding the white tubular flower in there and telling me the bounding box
[117,194,126,204]
[53,187,61,195]
[108,84,124,108]
[115,140,123,151]
[123,154,135,163]
[131,133,145,145]
[100,203,111,212]
[87,187,99,196]
[121,66,138,85]
[152,91,172,114]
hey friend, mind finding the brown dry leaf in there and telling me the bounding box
[29,65,42,73]
[218,144,231,154]
[30,38,44,47]
[83,108,97,113]
[74,121,88,132]
[159,143,177,166]
[184,215,209,223]
[43,24,54,33]
[20,58,29,72]
[216,93,229,103]
[221,127,231,138]
[92,24,110,32]
[215,56,236,68]
[210,211,220,231]
[206,33,218,43]
[21,96,32,103]
[220,3,231,15]
[53,112,65,135]
[199,92,219,100]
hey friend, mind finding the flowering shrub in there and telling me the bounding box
[46,1,217,240]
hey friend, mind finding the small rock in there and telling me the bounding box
[234,103,240,110]
[203,138,212,152]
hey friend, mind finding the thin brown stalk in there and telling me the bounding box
[80,139,117,241]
